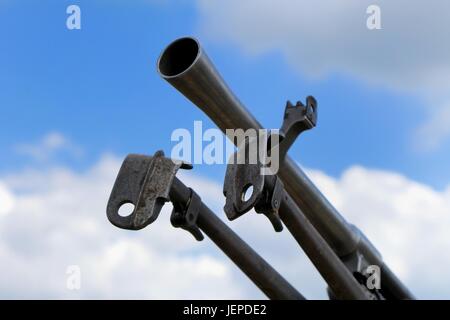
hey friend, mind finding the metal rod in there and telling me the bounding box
[170,177,305,300]
[157,37,414,299]
[278,192,367,300]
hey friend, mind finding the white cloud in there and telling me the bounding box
[307,165,450,298]
[0,182,14,216]
[416,102,450,151]
[0,155,247,299]
[195,0,450,149]
[15,132,83,162]
[0,153,449,299]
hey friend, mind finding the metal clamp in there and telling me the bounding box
[253,175,284,232]
[223,131,284,231]
[223,97,317,232]
[171,188,204,241]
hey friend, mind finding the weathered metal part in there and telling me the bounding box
[217,93,368,298]
[253,176,284,232]
[279,97,317,161]
[171,188,204,241]
[107,151,189,230]
[169,177,305,300]
[223,139,370,299]
[223,136,283,232]
[224,165,284,232]
[157,36,414,299]
[223,138,264,217]
[223,97,318,231]
[277,193,373,300]
[107,152,305,300]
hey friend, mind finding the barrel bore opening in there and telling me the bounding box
[158,38,200,77]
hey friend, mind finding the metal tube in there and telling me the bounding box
[157,37,414,299]
[170,177,305,300]
[157,37,357,255]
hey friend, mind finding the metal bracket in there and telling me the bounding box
[171,188,204,241]
[223,135,284,232]
[223,160,284,232]
[106,150,191,230]
[223,96,317,232]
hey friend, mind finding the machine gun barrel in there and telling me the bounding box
[157,37,414,299]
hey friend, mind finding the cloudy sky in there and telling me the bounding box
[1,0,450,299]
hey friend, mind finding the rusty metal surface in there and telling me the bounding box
[107,151,186,230]
[223,136,283,232]
[223,96,319,232]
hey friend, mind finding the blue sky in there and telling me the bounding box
[1,1,450,299]
[1,0,449,189]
